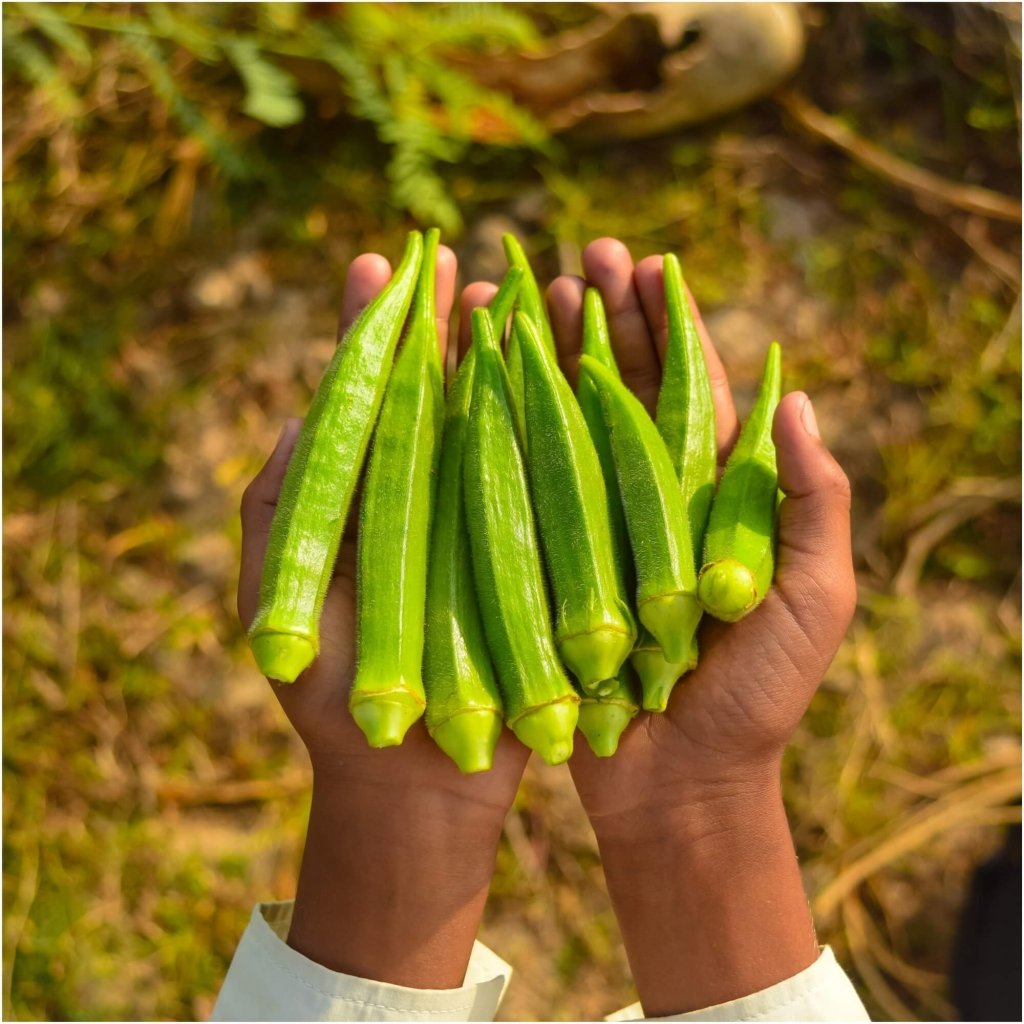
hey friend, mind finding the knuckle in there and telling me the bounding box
[826,462,852,506]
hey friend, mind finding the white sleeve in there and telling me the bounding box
[210,901,512,1022]
[606,947,870,1022]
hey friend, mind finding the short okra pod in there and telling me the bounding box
[698,342,782,622]
[577,664,639,758]
[350,229,445,747]
[502,233,557,448]
[577,354,701,665]
[486,266,525,343]
[630,627,698,713]
[248,231,423,683]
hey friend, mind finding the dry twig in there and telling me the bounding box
[777,89,1022,223]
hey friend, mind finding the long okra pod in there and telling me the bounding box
[249,231,423,683]
[656,254,718,562]
[463,308,579,766]
[516,312,636,694]
[350,230,444,746]
[421,283,524,773]
[577,355,701,665]
[698,342,782,622]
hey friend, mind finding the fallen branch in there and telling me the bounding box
[777,89,1022,223]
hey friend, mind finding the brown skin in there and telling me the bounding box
[236,239,856,1013]
[559,239,856,1016]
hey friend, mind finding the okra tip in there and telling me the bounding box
[431,710,503,774]
[511,700,579,766]
[559,627,635,696]
[698,559,759,622]
[638,592,702,665]
[250,632,316,684]
[578,702,634,757]
[350,693,424,749]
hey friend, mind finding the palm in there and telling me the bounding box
[237,251,528,825]
[543,239,855,824]
[268,543,528,814]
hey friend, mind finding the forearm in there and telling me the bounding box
[595,775,818,1018]
[288,773,504,990]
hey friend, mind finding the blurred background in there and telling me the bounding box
[2,3,1021,1020]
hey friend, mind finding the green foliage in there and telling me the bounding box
[3,2,549,231]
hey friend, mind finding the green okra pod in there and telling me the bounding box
[656,254,718,564]
[630,626,699,713]
[421,285,523,774]
[577,664,639,758]
[249,231,423,683]
[486,266,525,343]
[578,288,634,598]
[350,229,445,747]
[463,308,579,766]
[698,342,782,622]
[502,233,557,449]
[516,311,636,695]
[577,354,701,665]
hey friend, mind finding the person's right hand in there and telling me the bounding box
[547,238,856,1016]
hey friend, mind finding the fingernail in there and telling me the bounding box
[800,396,820,439]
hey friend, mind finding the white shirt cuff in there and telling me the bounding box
[606,947,870,1021]
[210,901,512,1022]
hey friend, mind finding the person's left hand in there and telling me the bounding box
[237,249,529,989]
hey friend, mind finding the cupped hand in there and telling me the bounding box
[237,248,529,812]
[235,248,528,988]
[551,239,856,835]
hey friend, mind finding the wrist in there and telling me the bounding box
[595,772,817,1018]
[287,771,505,989]
[587,756,783,848]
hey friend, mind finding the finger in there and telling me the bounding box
[238,418,304,630]
[434,244,457,367]
[581,238,661,414]
[547,274,585,386]
[772,392,856,643]
[634,256,740,460]
[456,281,500,364]
[338,254,392,339]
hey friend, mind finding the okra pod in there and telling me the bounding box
[630,627,698,713]
[463,308,579,765]
[249,231,423,683]
[577,664,639,757]
[350,230,444,746]
[656,254,717,564]
[698,342,782,622]
[516,311,636,694]
[577,355,701,664]
[421,284,523,774]
[502,233,557,450]
[577,288,634,598]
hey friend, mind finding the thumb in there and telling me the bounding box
[237,418,303,630]
[772,392,857,644]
